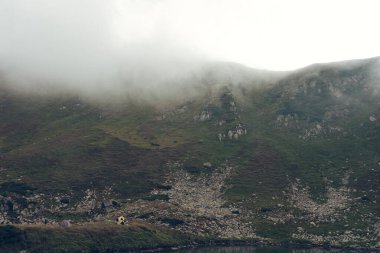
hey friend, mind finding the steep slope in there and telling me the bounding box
[0,58,379,248]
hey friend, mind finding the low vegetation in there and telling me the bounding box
[0,221,194,253]
[0,58,379,251]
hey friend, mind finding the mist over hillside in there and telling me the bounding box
[2,1,380,252]
[1,57,380,250]
[1,0,378,106]
[0,60,287,107]
[1,57,378,108]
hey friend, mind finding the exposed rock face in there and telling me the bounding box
[288,179,351,220]
[163,166,232,217]
[275,114,300,129]
[156,105,188,120]
[194,110,212,121]
[0,186,116,224]
[284,175,380,248]
[218,123,247,141]
[275,113,345,140]
[300,123,343,140]
[122,163,256,239]
[0,193,46,224]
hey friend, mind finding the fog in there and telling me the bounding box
[0,0,379,102]
[0,0,210,101]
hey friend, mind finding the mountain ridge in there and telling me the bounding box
[0,57,380,249]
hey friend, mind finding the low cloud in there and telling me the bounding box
[1,0,378,105]
[0,0,208,102]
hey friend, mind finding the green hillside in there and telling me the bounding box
[0,58,379,250]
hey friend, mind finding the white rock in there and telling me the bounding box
[203,162,212,168]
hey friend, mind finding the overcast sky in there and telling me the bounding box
[0,0,379,90]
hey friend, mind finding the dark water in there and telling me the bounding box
[175,246,358,253]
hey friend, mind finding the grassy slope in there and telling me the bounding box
[0,58,379,246]
[227,59,380,239]
[0,222,194,253]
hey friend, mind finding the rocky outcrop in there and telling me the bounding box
[156,105,188,120]
[194,110,212,121]
[0,186,117,224]
[218,123,247,141]
[122,163,256,239]
[275,114,300,129]
[300,123,344,140]
[288,179,351,220]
